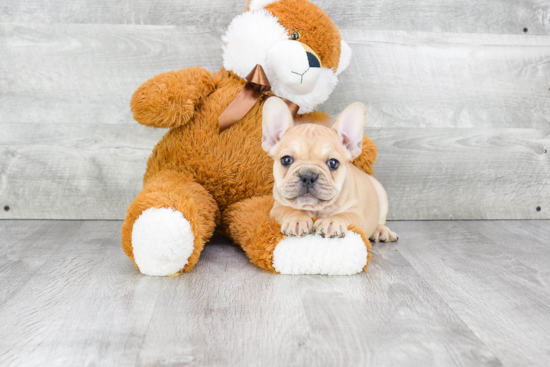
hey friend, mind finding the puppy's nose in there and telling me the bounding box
[300,172,318,188]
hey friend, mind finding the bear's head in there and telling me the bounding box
[222,0,352,115]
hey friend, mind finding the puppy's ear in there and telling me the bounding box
[332,102,367,160]
[262,97,294,156]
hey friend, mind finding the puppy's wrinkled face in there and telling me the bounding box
[273,124,347,210]
[262,97,367,212]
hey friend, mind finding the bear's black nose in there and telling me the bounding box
[307,52,320,68]
[300,172,318,188]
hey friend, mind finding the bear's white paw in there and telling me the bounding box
[132,207,195,276]
[272,232,368,275]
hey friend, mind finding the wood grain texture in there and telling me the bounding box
[0,221,80,306]
[1,23,549,132]
[393,220,550,367]
[373,127,549,220]
[1,9,549,220]
[1,124,548,220]
[321,30,550,131]
[3,220,534,367]
[0,123,165,219]
[137,235,501,367]
[0,221,167,367]
[1,0,549,35]
[0,23,222,125]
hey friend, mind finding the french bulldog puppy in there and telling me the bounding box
[262,97,398,243]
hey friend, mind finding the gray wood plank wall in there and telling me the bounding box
[0,0,549,220]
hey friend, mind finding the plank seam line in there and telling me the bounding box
[0,221,81,311]
[133,282,167,367]
[391,245,508,367]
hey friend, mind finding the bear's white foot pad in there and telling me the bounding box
[272,232,368,275]
[132,207,195,276]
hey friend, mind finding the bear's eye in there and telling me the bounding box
[327,159,339,171]
[290,31,301,41]
[281,156,294,167]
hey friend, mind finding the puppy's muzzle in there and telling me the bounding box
[299,172,318,190]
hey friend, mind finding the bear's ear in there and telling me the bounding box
[262,97,294,156]
[335,40,352,76]
[332,102,367,160]
[246,0,280,11]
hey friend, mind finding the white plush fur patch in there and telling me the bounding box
[222,9,340,114]
[132,207,195,276]
[222,10,288,80]
[336,40,352,76]
[272,232,368,275]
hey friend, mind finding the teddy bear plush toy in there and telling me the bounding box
[122,0,378,276]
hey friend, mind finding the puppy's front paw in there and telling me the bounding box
[313,217,349,238]
[281,217,314,237]
[370,225,399,243]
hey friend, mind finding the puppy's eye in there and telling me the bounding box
[327,158,339,171]
[290,31,301,41]
[281,156,294,167]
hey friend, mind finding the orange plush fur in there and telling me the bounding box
[122,0,377,274]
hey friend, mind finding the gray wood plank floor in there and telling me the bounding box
[1,220,549,366]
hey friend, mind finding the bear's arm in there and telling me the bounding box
[130,67,215,128]
[296,111,378,175]
[352,135,377,175]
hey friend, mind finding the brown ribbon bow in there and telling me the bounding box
[218,64,299,132]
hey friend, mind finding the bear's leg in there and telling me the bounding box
[223,196,372,275]
[121,171,219,276]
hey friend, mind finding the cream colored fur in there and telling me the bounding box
[262,97,398,242]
